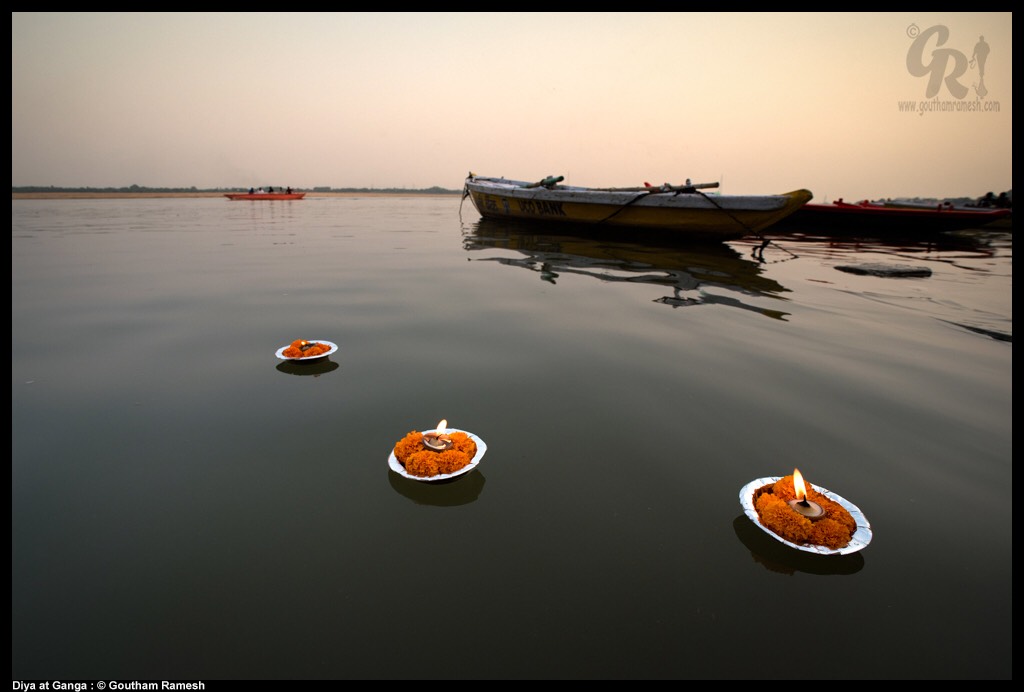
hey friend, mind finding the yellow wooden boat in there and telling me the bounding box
[463,174,813,241]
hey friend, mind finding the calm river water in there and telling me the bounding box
[11,195,1012,680]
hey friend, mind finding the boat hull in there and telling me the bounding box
[774,201,1011,234]
[464,176,812,240]
[225,193,306,201]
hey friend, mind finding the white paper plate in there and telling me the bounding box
[388,428,487,482]
[739,476,872,555]
[274,339,338,362]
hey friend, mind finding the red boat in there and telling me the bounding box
[225,192,306,201]
[774,198,1011,234]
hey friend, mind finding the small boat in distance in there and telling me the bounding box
[773,198,1011,234]
[225,191,306,201]
[463,174,813,241]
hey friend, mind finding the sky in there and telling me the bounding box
[11,12,1013,202]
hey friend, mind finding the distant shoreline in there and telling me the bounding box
[12,191,462,200]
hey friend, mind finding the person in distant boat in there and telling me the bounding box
[286,186,292,194]
[268,186,274,193]
[249,187,255,195]
[257,187,264,193]
[996,192,1010,209]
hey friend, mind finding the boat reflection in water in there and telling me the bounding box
[751,226,1007,254]
[463,218,792,320]
[731,227,1007,272]
[732,228,1012,343]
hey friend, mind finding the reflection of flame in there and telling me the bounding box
[793,468,808,502]
[436,419,448,431]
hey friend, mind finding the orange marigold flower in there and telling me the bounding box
[753,475,855,549]
[283,339,331,358]
[393,429,477,478]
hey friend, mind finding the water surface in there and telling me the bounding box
[12,196,1012,679]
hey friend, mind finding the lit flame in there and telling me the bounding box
[423,419,452,449]
[792,468,810,502]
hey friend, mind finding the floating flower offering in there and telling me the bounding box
[275,339,338,361]
[739,469,873,556]
[282,339,331,358]
[389,419,487,482]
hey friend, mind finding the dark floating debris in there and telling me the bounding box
[834,263,932,278]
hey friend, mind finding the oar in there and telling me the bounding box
[522,175,565,189]
[597,181,721,193]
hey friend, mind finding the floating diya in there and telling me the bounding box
[422,420,454,451]
[274,339,339,362]
[787,468,826,520]
[388,419,488,482]
[738,470,873,556]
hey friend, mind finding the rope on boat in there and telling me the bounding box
[459,174,473,222]
[690,189,762,240]
[596,191,653,224]
[593,182,764,238]
[750,236,800,264]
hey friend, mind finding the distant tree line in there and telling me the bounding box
[12,184,461,194]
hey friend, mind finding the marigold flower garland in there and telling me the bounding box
[753,475,856,550]
[393,430,478,478]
